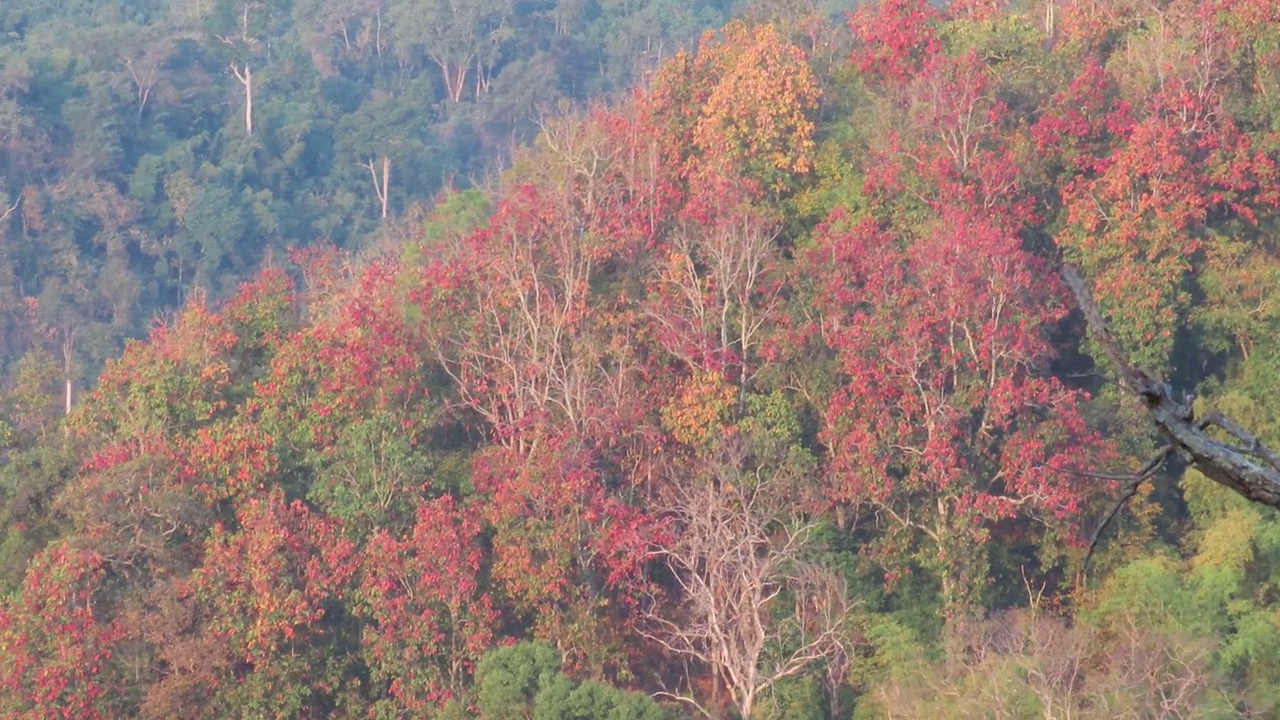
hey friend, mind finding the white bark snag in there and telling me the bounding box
[1062,266,1280,509]
[231,63,253,135]
[638,442,851,719]
[378,156,390,219]
[61,329,75,416]
[429,55,469,103]
[125,57,156,124]
[363,157,390,219]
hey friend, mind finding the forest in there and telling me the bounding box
[3,0,1280,717]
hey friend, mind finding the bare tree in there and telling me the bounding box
[866,609,1211,719]
[646,194,782,397]
[641,438,853,719]
[120,34,194,126]
[1088,615,1213,720]
[216,2,263,135]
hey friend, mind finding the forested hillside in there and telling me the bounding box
[0,0,753,394]
[4,0,1280,717]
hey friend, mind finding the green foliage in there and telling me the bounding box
[754,675,824,720]
[420,189,494,249]
[473,642,663,720]
[0,443,76,594]
[307,410,429,535]
[0,0,738,380]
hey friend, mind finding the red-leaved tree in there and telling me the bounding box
[0,544,124,720]
[808,208,1099,613]
[358,495,497,714]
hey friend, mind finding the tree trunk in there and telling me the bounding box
[1043,0,1057,50]
[61,329,75,415]
[364,157,390,219]
[435,58,468,103]
[232,63,253,135]
[476,59,493,98]
[380,156,389,218]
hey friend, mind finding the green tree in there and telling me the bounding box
[387,0,513,102]
[473,642,664,720]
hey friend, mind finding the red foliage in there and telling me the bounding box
[848,0,942,88]
[255,258,429,450]
[1032,62,1134,177]
[861,48,1035,235]
[0,545,124,720]
[807,208,1100,609]
[472,436,656,667]
[191,491,356,666]
[1050,54,1279,359]
[358,496,497,712]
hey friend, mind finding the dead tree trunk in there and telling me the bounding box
[231,63,253,135]
[638,438,852,718]
[1062,266,1280,511]
[61,327,75,416]
[432,58,468,103]
[362,156,390,219]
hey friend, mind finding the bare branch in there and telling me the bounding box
[1068,445,1176,568]
[639,438,853,718]
[1197,413,1280,472]
[652,689,716,719]
[0,196,19,225]
[1061,265,1280,511]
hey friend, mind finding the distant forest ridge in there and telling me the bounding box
[0,0,818,389]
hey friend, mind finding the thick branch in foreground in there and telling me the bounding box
[1061,266,1280,510]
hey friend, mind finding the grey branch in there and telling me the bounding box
[1061,266,1280,512]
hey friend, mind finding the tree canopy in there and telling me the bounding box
[5,0,1280,718]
